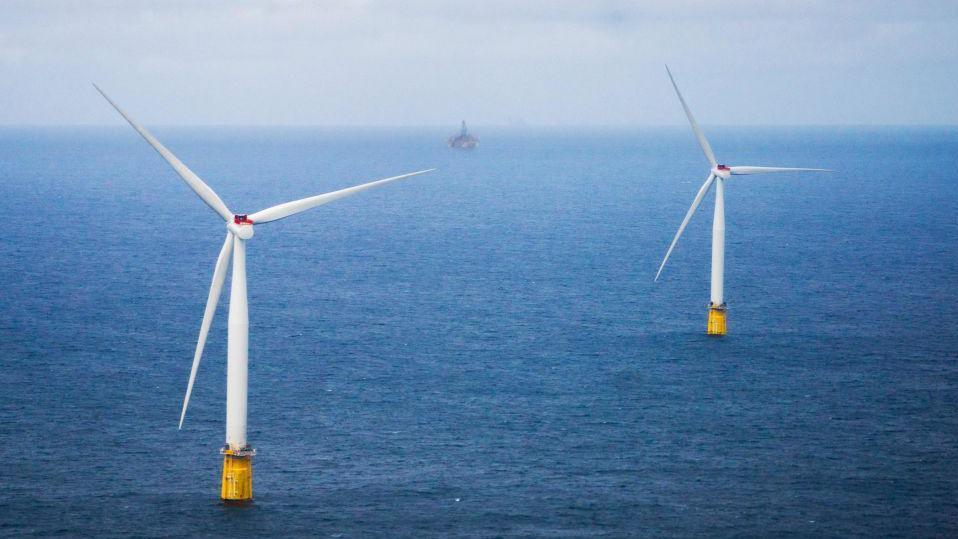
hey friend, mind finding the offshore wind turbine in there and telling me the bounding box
[95,85,434,503]
[655,66,830,335]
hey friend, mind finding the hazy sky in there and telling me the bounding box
[1,0,956,126]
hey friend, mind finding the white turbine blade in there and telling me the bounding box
[655,173,716,281]
[249,168,436,224]
[730,166,832,175]
[93,84,233,222]
[179,232,233,429]
[665,65,717,168]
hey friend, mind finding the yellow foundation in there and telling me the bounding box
[220,447,254,503]
[707,303,727,336]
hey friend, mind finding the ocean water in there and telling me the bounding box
[0,126,956,537]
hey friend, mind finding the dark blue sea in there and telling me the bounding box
[1,126,956,537]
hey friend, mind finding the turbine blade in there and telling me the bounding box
[179,232,233,429]
[665,65,717,168]
[655,173,716,281]
[730,166,833,175]
[249,168,436,224]
[93,84,233,222]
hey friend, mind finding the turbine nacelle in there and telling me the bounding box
[712,164,732,179]
[227,214,255,240]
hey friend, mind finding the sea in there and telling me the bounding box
[0,126,956,537]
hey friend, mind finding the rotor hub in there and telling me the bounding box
[228,214,255,239]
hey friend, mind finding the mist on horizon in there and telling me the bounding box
[1,1,956,127]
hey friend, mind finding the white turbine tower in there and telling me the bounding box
[95,85,434,503]
[654,67,830,335]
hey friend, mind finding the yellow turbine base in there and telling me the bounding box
[707,303,727,336]
[221,448,254,503]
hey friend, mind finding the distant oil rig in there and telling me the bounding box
[447,120,478,149]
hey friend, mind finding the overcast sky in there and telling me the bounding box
[1,0,956,126]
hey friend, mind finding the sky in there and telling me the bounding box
[0,0,956,126]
